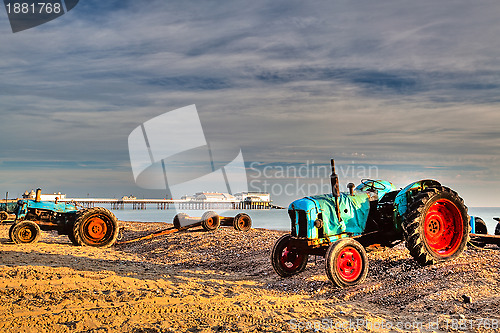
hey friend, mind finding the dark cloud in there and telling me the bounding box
[144,76,231,90]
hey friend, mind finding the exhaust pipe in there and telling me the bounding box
[35,188,42,202]
[347,183,355,196]
[330,159,342,222]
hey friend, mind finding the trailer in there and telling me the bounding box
[118,211,252,245]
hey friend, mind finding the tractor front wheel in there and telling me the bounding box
[233,213,252,231]
[0,211,8,222]
[403,187,469,265]
[73,207,118,248]
[10,221,41,244]
[271,234,308,277]
[201,211,220,231]
[325,238,368,288]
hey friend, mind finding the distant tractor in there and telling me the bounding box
[6,188,118,247]
[270,158,492,288]
[0,201,18,222]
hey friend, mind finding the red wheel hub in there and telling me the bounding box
[280,246,304,272]
[19,227,34,242]
[336,246,363,282]
[424,199,463,256]
[85,216,107,241]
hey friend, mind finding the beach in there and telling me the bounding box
[0,221,499,332]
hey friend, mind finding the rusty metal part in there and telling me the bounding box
[35,188,41,202]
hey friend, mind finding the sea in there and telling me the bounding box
[109,206,500,234]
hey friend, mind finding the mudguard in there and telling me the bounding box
[393,179,442,230]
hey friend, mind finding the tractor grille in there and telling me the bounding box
[289,209,307,238]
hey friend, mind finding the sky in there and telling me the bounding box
[1,0,500,207]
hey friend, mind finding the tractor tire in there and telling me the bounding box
[495,222,500,248]
[233,213,252,231]
[325,238,368,288]
[8,223,15,241]
[67,223,79,246]
[73,207,118,248]
[10,221,41,244]
[0,211,8,222]
[403,186,469,266]
[271,234,308,277]
[470,217,488,247]
[201,211,220,231]
[173,213,189,229]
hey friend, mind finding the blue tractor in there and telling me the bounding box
[5,189,118,248]
[271,159,476,288]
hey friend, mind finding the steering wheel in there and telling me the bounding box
[360,179,387,191]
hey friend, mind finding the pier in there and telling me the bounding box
[59,198,282,210]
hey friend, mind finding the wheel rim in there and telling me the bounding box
[205,217,216,228]
[336,246,363,282]
[279,245,304,272]
[18,225,36,243]
[237,216,250,229]
[424,199,463,256]
[83,215,108,243]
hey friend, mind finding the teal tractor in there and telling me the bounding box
[0,201,18,222]
[5,189,118,248]
[271,158,479,288]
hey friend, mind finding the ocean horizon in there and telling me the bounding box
[109,206,500,234]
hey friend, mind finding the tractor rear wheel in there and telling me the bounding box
[271,234,308,277]
[73,207,118,248]
[470,217,487,247]
[201,211,220,231]
[233,213,252,231]
[10,221,41,244]
[495,222,500,248]
[8,223,14,240]
[67,223,79,246]
[403,187,469,265]
[325,238,368,288]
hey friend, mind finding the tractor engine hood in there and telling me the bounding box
[288,192,371,239]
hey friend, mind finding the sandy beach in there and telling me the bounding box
[0,220,499,332]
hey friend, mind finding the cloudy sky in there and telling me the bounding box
[1,0,499,206]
